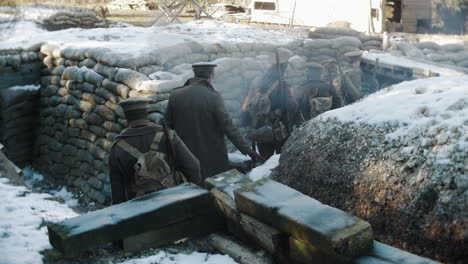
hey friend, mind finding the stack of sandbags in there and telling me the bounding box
[41,10,101,31]
[358,34,383,51]
[309,27,361,39]
[35,44,157,204]
[303,37,362,63]
[0,85,40,167]
[0,45,42,71]
[309,27,383,51]
[390,41,468,68]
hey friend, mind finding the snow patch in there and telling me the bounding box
[248,154,280,181]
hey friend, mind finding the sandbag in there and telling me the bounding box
[113,68,149,90]
[57,87,69,96]
[415,41,441,51]
[61,94,77,105]
[69,118,88,129]
[96,88,117,103]
[79,58,97,68]
[83,112,105,126]
[102,121,123,133]
[76,82,96,93]
[136,80,183,93]
[93,63,118,80]
[95,105,116,121]
[440,44,464,53]
[395,43,425,59]
[102,79,130,98]
[75,100,94,112]
[331,37,362,49]
[89,125,106,137]
[105,101,125,118]
[82,92,105,105]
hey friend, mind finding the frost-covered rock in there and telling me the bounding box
[274,76,468,263]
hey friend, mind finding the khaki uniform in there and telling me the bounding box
[165,78,251,180]
[108,123,200,204]
[242,64,296,159]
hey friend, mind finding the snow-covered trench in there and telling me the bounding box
[0,20,365,205]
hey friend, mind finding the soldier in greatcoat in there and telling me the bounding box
[108,97,200,205]
[165,64,263,181]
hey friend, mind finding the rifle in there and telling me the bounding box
[371,58,380,92]
[275,50,292,134]
[159,111,187,184]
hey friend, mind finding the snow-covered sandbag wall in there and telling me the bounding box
[31,35,364,204]
[273,76,468,263]
[0,85,40,167]
[0,45,43,90]
[309,27,383,51]
[389,42,468,69]
[0,46,43,167]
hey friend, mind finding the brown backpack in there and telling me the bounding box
[117,131,178,197]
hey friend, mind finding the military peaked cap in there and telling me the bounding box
[118,97,151,112]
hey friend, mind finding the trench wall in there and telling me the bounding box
[0,46,43,167]
[1,36,363,204]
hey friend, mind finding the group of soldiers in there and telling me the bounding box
[108,48,364,206]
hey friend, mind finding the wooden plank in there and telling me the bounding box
[123,211,224,252]
[239,213,283,253]
[48,183,215,256]
[289,237,341,264]
[208,233,273,264]
[210,188,244,237]
[353,241,441,264]
[234,179,373,261]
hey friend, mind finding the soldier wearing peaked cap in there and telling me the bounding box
[294,61,334,123]
[108,97,201,205]
[165,63,264,181]
[342,50,364,104]
[241,48,298,159]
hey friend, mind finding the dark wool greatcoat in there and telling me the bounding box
[165,78,251,180]
[108,123,200,204]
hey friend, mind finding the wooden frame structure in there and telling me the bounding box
[152,0,213,23]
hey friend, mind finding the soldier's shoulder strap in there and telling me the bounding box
[116,139,142,159]
[149,131,165,152]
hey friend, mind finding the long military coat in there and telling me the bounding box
[108,122,201,204]
[165,78,251,180]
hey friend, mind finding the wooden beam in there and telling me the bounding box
[48,184,218,256]
[208,233,273,264]
[123,212,223,252]
[234,179,373,261]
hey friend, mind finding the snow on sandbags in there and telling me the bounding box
[390,41,468,68]
[136,80,183,94]
[40,10,101,31]
[0,85,40,167]
[308,27,382,51]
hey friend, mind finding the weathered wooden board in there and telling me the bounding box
[353,241,441,264]
[48,183,216,255]
[234,179,373,261]
[123,211,224,252]
[208,233,273,264]
[239,213,283,254]
[290,237,341,264]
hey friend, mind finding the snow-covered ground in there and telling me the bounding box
[0,9,295,54]
[0,176,78,264]
[0,171,241,264]
[322,75,468,168]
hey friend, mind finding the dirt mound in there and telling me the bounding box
[273,77,468,263]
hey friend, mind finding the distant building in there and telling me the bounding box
[248,0,466,34]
